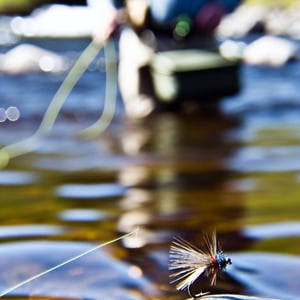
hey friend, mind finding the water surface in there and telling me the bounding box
[0,36,300,300]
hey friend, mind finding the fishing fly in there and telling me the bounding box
[169,232,232,299]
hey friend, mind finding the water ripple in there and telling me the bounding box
[58,209,110,222]
[56,183,127,199]
[243,222,300,240]
[0,224,63,239]
[227,146,300,172]
[229,252,300,300]
[0,240,157,299]
[0,170,38,185]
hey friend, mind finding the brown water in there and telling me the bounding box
[0,38,300,300]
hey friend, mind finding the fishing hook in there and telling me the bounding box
[188,284,210,299]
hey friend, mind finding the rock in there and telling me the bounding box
[243,36,298,66]
[0,43,69,74]
[217,5,269,38]
[218,3,300,38]
[10,4,98,38]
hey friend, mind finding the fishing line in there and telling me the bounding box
[0,38,103,168]
[78,38,118,138]
[0,229,138,297]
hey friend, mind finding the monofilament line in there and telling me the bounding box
[0,38,102,169]
[0,229,138,297]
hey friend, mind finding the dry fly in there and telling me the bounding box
[169,232,232,298]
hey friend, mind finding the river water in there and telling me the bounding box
[0,36,300,300]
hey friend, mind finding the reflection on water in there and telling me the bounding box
[243,222,300,240]
[56,183,127,199]
[0,241,155,300]
[0,225,63,239]
[0,170,38,185]
[229,252,300,300]
[58,208,110,222]
[0,37,300,299]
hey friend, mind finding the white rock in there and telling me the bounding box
[218,5,268,38]
[0,43,68,74]
[10,4,99,38]
[243,35,297,66]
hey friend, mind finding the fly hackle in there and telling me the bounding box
[169,232,231,298]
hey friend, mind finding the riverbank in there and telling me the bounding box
[218,2,300,38]
[1,1,300,39]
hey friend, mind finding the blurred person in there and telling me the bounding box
[88,0,242,118]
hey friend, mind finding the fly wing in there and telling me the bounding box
[203,231,217,258]
[169,237,212,291]
[172,265,206,291]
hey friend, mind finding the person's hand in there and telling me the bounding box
[126,0,149,29]
[195,2,225,33]
[89,1,119,44]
